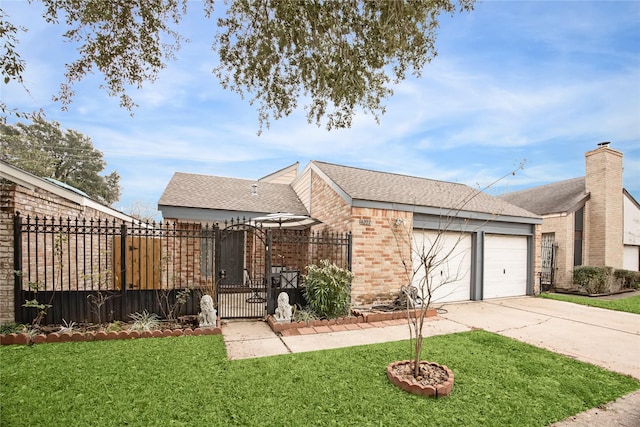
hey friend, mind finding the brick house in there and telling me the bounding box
[159,161,541,307]
[0,160,138,324]
[500,143,640,290]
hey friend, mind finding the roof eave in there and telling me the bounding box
[351,199,542,224]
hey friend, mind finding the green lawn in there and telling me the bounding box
[539,292,640,314]
[1,331,638,426]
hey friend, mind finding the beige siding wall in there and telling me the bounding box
[292,168,313,215]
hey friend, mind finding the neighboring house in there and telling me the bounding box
[159,161,542,306]
[500,143,640,290]
[0,160,139,324]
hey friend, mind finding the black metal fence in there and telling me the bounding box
[13,213,351,325]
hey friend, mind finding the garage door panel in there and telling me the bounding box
[412,230,471,303]
[484,234,527,299]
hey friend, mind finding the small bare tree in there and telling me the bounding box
[392,163,526,378]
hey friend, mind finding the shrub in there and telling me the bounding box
[573,266,612,294]
[302,260,354,319]
[0,323,25,334]
[614,269,640,289]
[129,310,161,332]
[291,307,318,323]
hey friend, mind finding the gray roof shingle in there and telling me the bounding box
[499,177,587,215]
[312,161,539,219]
[158,172,309,215]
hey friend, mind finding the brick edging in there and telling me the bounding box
[267,308,437,334]
[0,327,222,346]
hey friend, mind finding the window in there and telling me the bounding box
[573,207,584,266]
[201,228,214,277]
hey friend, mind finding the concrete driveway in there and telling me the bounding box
[438,297,640,379]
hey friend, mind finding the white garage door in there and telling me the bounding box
[483,234,528,299]
[412,230,472,303]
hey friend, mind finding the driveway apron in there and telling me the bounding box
[438,297,640,380]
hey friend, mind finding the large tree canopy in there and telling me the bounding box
[1,0,474,130]
[0,115,121,205]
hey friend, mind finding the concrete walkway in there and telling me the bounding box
[222,296,640,426]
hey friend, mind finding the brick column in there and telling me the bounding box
[0,212,15,324]
[585,145,624,268]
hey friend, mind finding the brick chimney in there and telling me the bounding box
[584,142,623,267]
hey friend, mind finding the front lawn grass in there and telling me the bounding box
[539,292,640,314]
[1,330,638,426]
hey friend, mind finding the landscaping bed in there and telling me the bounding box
[0,315,222,346]
[266,307,437,333]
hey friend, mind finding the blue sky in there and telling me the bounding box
[2,0,639,218]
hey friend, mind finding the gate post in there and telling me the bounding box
[120,222,127,320]
[265,229,275,314]
[214,225,221,307]
[13,212,23,323]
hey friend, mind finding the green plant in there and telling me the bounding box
[58,319,77,334]
[105,321,124,332]
[129,310,161,332]
[614,269,640,289]
[22,281,52,328]
[0,322,26,334]
[87,291,117,325]
[156,288,192,320]
[573,266,613,294]
[302,260,354,319]
[291,306,318,324]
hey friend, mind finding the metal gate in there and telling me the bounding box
[216,222,270,319]
[540,233,557,291]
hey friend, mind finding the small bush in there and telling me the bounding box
[129,310,161,332]
[614,269,640,289]
[303,260,354,319]
[0,323,25,334]
[573,266,612,294]
[292,307,318,323]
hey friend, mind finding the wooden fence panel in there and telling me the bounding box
[113,236,162,290]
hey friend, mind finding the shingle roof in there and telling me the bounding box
[312,161,539,219]
[158,172,309,215]
[499,177,587,216]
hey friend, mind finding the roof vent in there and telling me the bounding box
[251,183,258,196]
[597,141,611,148]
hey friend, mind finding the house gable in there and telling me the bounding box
[0,160,136,222]
[500,177,589,217]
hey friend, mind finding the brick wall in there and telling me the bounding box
[350,207,413,306]
[0,212,14,324]
[542,214,575,289]
[584,146,624,268]
[306,172,413,306]
[309,171,352,233]
[0,183,129,324]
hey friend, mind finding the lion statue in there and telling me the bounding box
[198,294,217,327]
[273,292,292,322]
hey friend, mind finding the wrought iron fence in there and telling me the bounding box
[12,213,352,325]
